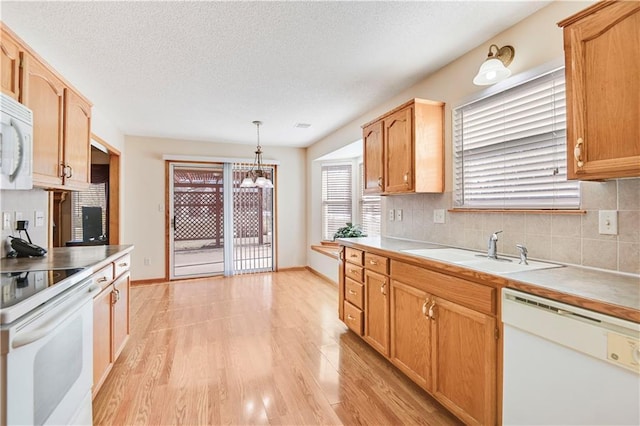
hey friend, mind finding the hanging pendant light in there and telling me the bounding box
[240,121,273,189]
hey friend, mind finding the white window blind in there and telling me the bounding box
[359,163,380,237]
[453,68,580,209]
[71,183,107,241]
[322,164,352,240]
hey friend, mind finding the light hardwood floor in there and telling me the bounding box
[93,270,461,425]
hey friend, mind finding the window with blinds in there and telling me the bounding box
[71,183,107,241]
[321,164,352,240]
[453,68,580,209]
[359,163,380,237]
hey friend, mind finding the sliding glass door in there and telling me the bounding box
[168,162,275,279]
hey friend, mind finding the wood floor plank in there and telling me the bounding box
[93,270,460,425]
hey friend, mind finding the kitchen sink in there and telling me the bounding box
[401,248,563,274]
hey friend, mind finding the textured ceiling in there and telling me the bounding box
[2,1,550,148]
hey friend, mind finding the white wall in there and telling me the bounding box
[124,135,306,280]
[305,0,597,280]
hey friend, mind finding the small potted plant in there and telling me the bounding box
[333,222,367,240]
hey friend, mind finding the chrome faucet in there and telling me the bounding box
[487,231,502,259]
[516,244,529,265]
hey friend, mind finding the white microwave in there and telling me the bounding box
[0,93,33,190]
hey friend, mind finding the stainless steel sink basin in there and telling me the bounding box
[401,248,563,274]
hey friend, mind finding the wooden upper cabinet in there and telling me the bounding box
[384,106,414,193]
[1,27,22,100]
[63,88,92,190]
[431,297,496,426]
[559,1,640,180]
[362,98,444,194]
[363,121,383,194]
[23,53,65,187]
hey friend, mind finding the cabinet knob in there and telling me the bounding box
[422,299,430,317]
[380,281,386,295]
[574,138,584,168]
[377,177,383,188]
[428,301,436,320]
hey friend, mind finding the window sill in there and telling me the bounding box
[449,209,586,215]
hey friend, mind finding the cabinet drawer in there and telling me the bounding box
[93,264,114,291]
[345,278,364,309]
[391,260,496,315]
[365,252,389,274]
[343,301,363,335]
[345,264,364,283]
[345,248,364,266]
[113,253,131,278]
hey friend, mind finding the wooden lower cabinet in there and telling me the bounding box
[363,269,389,356]
[339,247,499,425]
[112,272,130,360]
[432,297,497,426]
[92,258,131,397]
[390,280,432,391]
[93,284,113,391]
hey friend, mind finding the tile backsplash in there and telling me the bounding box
[383,178,640,275]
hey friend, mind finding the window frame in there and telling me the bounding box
[452,65,581,210]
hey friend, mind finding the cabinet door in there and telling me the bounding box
[63,88,91,189]
[112,272,130,360]
[23,53,64,187]
[431,297,496,426]
[0,29,22,100]
[384,106,413,193]
[363,121,384,194]
[563,2,640,180]
[93,285,113,395]
[390,280,432,391]
[363,269,389,356]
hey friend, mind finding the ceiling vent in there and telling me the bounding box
[294,122,311,129]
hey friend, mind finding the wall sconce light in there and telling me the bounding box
[473,44,515,86]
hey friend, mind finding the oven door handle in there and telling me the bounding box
[11,284,101,349]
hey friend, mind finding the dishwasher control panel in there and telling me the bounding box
[607,332,640,373]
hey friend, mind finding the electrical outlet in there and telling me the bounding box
[433,209,446,224]
[598,210,618,235]
[144,257,151,266]
[388,209,395,222]
[396,209,403,222]
[2,212,10,230]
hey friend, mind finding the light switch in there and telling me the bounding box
[598,210,618,235]
[433,209,445,224]
[34,211,45,227]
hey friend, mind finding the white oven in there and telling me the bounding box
[0,277,99,426]
[0,92,33,190]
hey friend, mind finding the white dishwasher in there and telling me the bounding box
[502,288,640,425]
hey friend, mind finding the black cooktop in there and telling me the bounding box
[0,268,85,309]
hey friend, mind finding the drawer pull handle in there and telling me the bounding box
[350,254,358,258]
[574,138,584,168]
[347,314,355,321]
[348,289,357,295]
[380,282,386,296]
[111,289,120,304]
[369,260,378,265]
[118,262,129,267]
[377,176,383,188]
[97,277,108,283]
